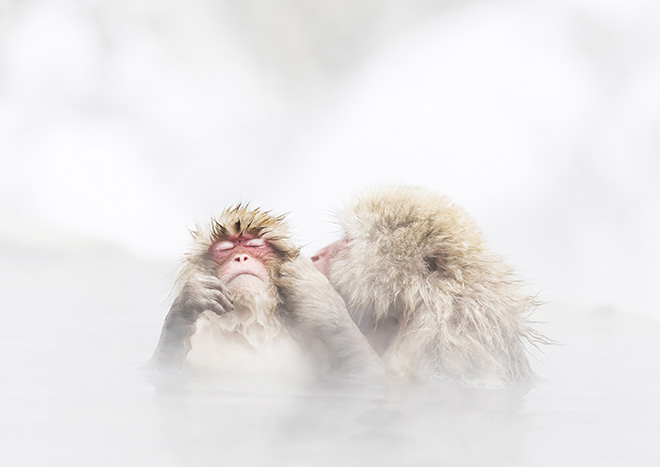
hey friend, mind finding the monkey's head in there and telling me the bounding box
[312,185,490,321]
[187,205,299,295]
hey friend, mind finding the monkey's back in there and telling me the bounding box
[330,185,546,384]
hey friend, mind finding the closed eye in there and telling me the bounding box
[245,238,265,248]
[214,240,235,251]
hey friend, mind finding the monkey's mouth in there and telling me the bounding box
[225,272,265,283]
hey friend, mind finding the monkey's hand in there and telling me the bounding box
[173,272,235,317]
[277,256,349,326]
[277,256,388,379]
[149,272,234,370]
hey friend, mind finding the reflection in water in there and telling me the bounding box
[150,375,530,467]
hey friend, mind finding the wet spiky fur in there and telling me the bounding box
[182,204,299,279]
[328,185,546,384]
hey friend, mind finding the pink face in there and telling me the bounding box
[210,235,274,286]
[310,238,349,277]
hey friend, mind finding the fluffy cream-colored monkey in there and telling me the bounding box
[312,186,546,384]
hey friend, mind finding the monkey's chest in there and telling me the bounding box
[187,311,311,375]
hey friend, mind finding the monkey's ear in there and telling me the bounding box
[423,254,443,274]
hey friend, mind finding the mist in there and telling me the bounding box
[1,0,659,465]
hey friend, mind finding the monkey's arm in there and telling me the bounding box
[277,256,388,379]
[150,274,234,370]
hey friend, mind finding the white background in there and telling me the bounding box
[1,1,659,466]
[2,0,659,319]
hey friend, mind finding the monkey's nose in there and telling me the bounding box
[233,254,250,262]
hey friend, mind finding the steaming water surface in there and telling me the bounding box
[1,247,658,466]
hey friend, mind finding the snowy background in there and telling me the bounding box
[1,0,659,466]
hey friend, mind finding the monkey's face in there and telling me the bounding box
[189,205,298,291]
[311,238,349,277]
[210,234,275,293]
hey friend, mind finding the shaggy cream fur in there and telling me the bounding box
[327,185,546,384]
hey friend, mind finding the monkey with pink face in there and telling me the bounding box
[311,186,546,385]
[150,205,386,379]
[151,190,544,385]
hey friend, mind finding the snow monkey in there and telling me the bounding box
[150,205,386,378]
[311,186,546,385]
